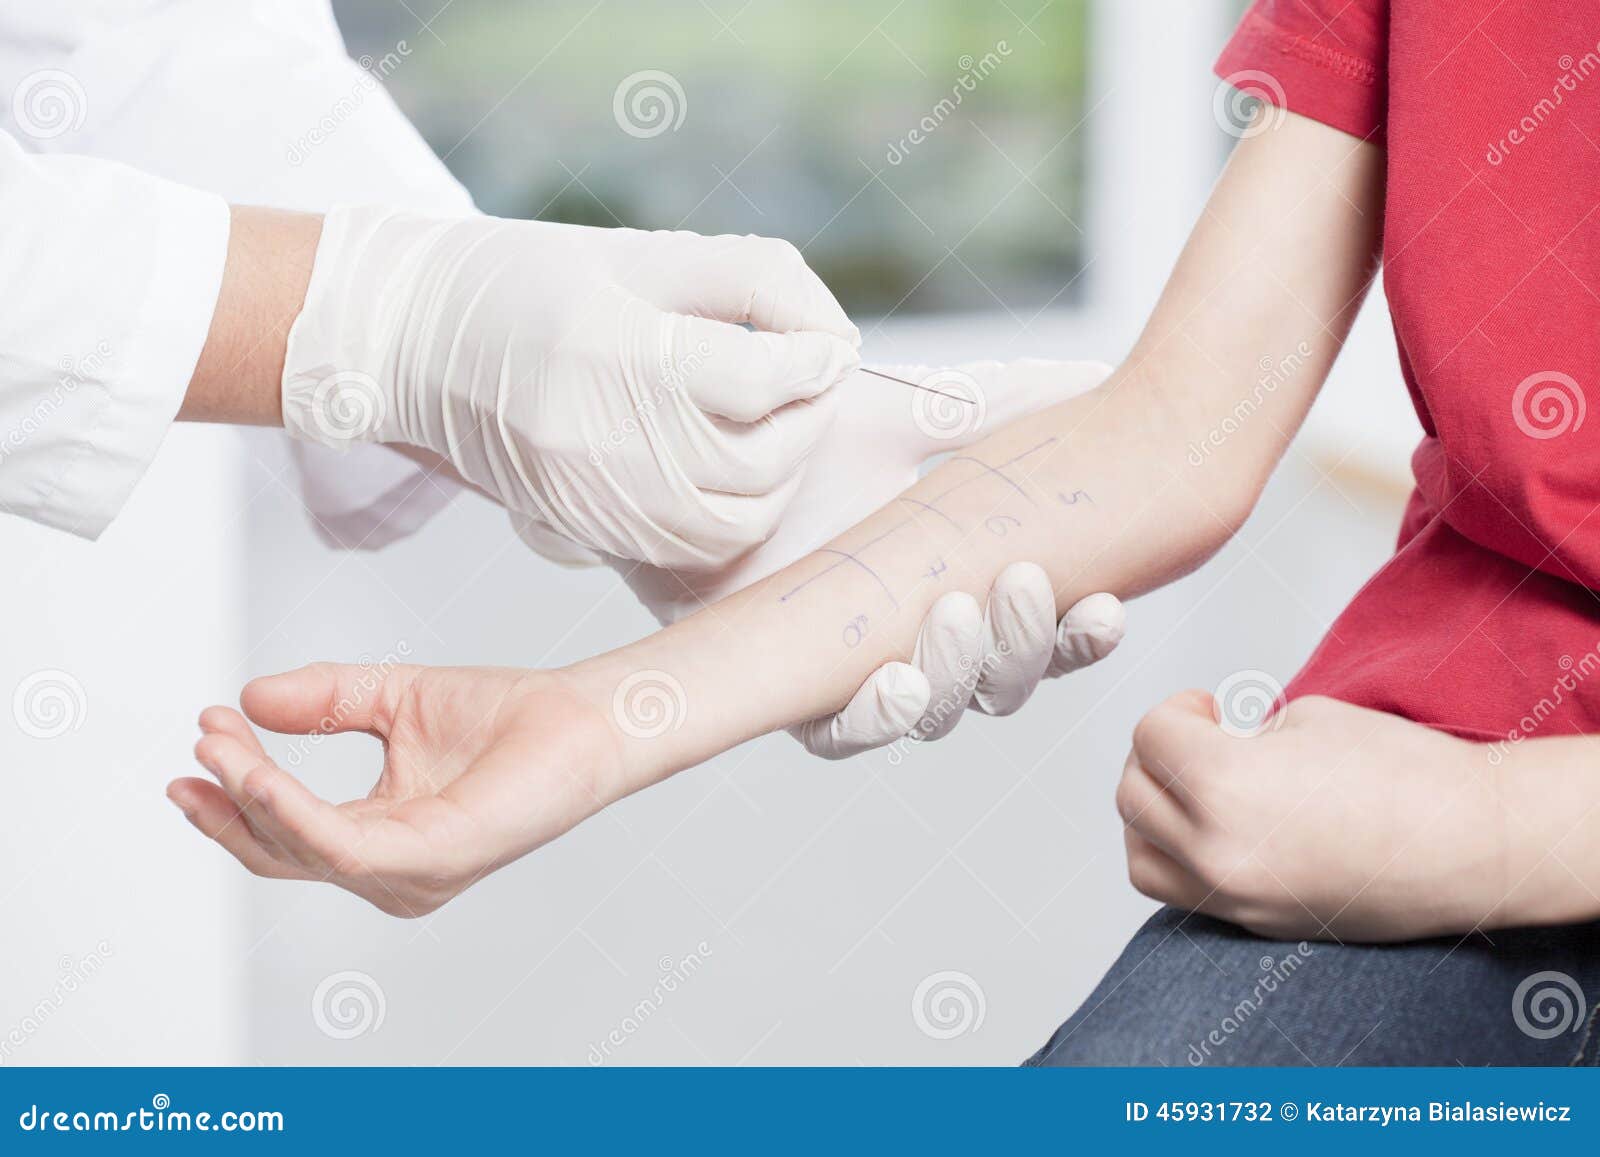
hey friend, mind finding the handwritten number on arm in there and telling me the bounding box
[782,441,1072,612]
[843,614,869,647]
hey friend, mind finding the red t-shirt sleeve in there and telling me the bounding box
[1215,0,1388,142]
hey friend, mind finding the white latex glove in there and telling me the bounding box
[605,358,1128,758]
[281,207,860,569]
[795,563,1127,759]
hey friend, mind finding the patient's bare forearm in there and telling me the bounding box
[573,369,1223,784]
[566,111,1385,790]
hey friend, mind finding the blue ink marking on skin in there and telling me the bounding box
[897,495,964,532]
[843,614,869,646]
[778,524,905,601]
[927,437,1058,506]
[781,548,899,609]
[946,456,1035,505]
[1060,489,1093,505]
[779,437,1063,605]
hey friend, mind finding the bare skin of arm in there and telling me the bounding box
[571,110,1384,788]
[178,207,322,425]
[171,111,1390,917]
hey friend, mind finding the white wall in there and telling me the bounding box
[0,425,249,1066]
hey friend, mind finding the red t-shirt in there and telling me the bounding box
[1217,2,1600,742]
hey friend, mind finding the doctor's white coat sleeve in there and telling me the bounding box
[0,0,478,549]
[0,131,227,538]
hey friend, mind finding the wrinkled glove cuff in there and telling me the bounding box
[281,204,416,450]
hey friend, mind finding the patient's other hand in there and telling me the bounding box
[1117,691,1496,941]
[167,663,622,916]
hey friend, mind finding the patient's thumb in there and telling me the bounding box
[240,661,405,736]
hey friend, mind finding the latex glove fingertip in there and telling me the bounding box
[972,562,1056,716]
[791,661,930,760]
[909,591,984,742]
[1049,591,1126,676]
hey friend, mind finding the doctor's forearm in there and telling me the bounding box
[179,206,322,425]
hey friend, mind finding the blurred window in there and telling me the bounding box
[333,0,1090,317]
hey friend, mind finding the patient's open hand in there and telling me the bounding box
[168,663,622,916]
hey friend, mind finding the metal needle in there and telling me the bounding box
[859,366,978,406]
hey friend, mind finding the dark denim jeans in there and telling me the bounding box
[1027,907,1600,1066]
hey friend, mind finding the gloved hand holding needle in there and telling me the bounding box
[184,205,860,569]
